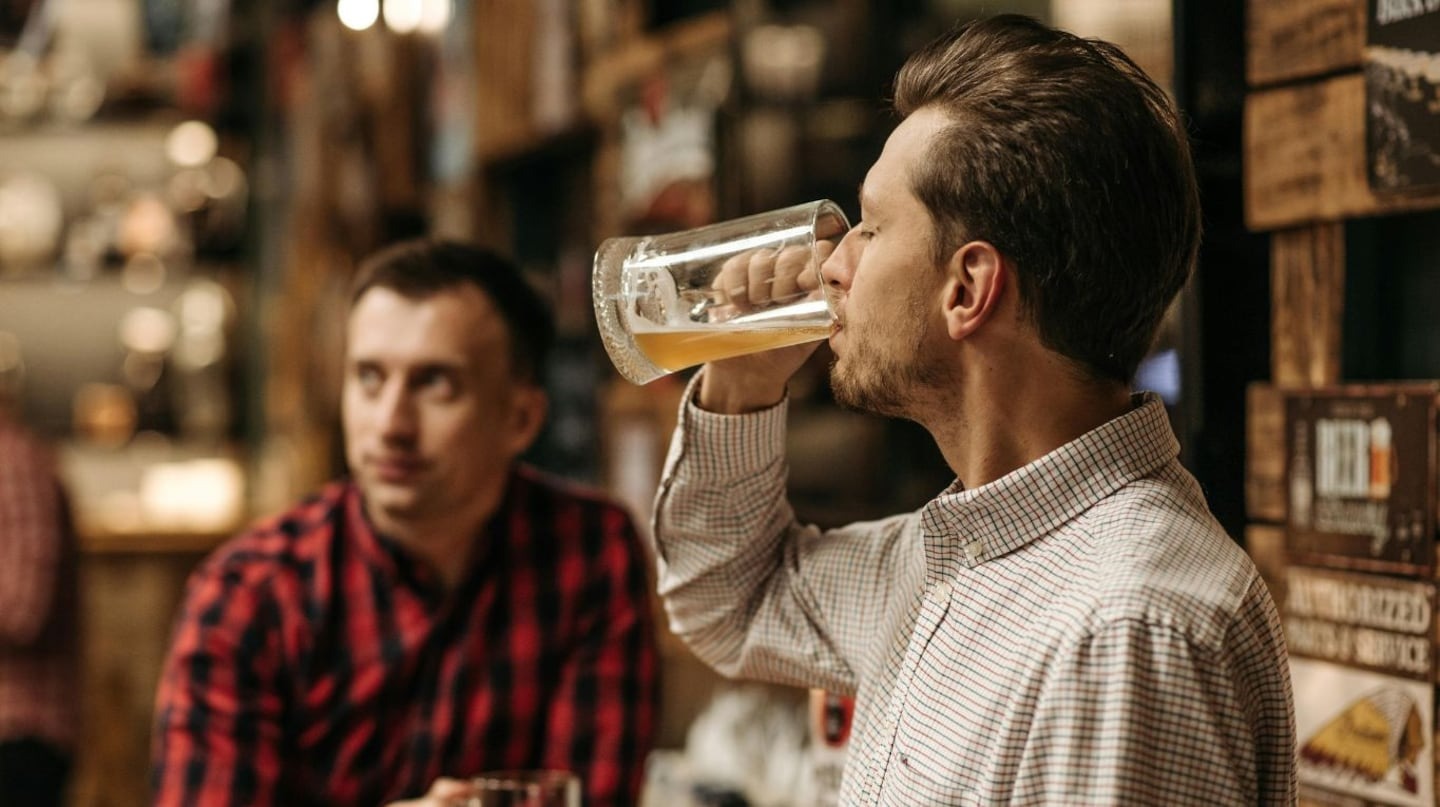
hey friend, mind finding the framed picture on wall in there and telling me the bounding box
[1366,2,1440,193]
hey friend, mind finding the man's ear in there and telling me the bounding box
[940,240,1007,341]
[506,385,549,456]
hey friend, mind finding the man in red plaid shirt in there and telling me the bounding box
[0,340,80,807]
[152,241,659,806]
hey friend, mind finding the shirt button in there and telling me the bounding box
[932,582,952,599]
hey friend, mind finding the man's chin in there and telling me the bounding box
[359,483,423,519]
[830,363,908,419]
[828,360,867,413]
[831,383,872,416]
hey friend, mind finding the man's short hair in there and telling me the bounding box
[893,14,1201,384]
[350,240,555,384]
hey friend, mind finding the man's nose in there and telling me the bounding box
[377,383,418,439]
[820,228,859,292]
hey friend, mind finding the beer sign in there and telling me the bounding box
[1285,385,1440,575]
[1292,658,1434,806]
[1285,567,1437,805]
[1283,567,1435,683]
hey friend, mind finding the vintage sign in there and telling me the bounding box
[1293,658,1434,806]
[1284,567,1435,681]
[1285,385,1440,575]
[1286,567,1437,805]
[1366,0,1440,193]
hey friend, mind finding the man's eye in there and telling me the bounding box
[416,370,458,397]
[356,366,383,391]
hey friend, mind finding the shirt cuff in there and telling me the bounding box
[675,370,789,477]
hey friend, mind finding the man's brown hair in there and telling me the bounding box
[894,14,1201,384]
[350,240,554,384]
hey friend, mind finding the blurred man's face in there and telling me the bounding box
[342,285,542,539]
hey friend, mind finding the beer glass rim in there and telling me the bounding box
[592,199,848,386]
[471,769,578,790]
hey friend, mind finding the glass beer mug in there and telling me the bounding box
[468,770,579,806]
[592,200,850,385]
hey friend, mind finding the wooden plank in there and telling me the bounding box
[72,553,207,807]
[1246,523,1288,606]
[1244,73,1440,230]
[1246,0,1364,88]
[1247,383,1286,523]
[1271,224,1345,387]
[473,0,538,161]
[580,10,733,122]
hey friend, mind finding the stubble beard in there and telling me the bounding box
[361,477,424,530]
[829,315,943,420]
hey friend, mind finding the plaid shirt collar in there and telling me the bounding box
[343,470,522,603]
[920,392,1178,578]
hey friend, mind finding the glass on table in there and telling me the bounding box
[467,770,580,807]
[592,199,850,385]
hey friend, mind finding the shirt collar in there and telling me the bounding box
[919,392,1178,579]
[344,470,526,601]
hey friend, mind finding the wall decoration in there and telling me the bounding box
[1366,1,1440,193]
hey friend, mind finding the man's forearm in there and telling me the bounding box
[696,363,788,414]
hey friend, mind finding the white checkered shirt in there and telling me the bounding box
[653,386,1296,805]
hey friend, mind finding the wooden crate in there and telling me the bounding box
[1246,523,1288,604]
[1271,223,1345,388]
[1248,383,1287,524]
[1246,0,1365,88]
[1245,74,1440,231]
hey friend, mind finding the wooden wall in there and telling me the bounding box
[69,537,222,807]
[1242,0,1440,596]
[1243,2,1440,804]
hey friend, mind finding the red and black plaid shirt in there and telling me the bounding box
[0,416,79,753]
[152,466,659,806]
